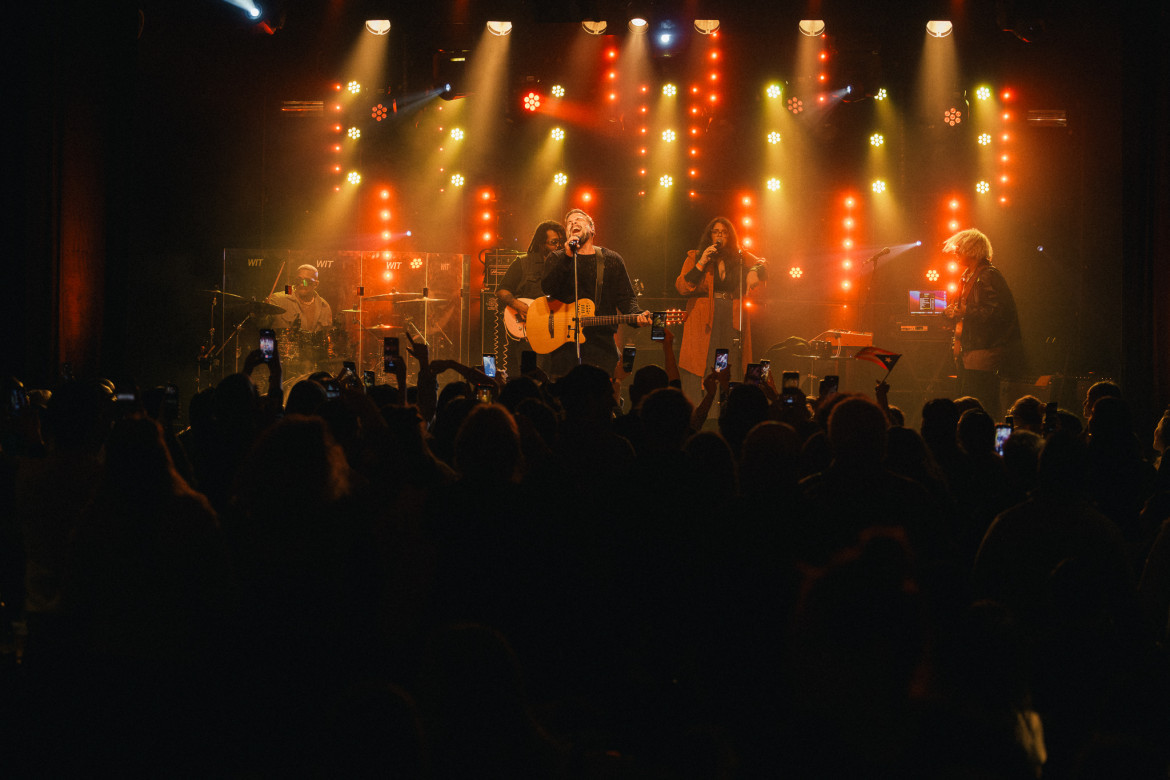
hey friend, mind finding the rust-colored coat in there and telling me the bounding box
[674,249,760,378]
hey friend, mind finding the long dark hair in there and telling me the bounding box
[527,221,566,256]
[696,217,740,259]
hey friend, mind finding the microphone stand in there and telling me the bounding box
[731,246,744,375]
[570,240,582,366]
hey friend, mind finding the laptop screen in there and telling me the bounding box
[908,290,947,314]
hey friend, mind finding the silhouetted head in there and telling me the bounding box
[827,396,889,467]
[957,409,996,456]
[455,404,522,484]
[629,364,669,409]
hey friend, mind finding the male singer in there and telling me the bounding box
[541,208,651,377]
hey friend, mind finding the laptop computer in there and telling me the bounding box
[908,290,947,315]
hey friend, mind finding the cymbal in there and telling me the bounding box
[196,288,244,300]
[399,296,446,303]
[363,292,420,302]
[364,324,399,332]
[228,300,285,316]
[339,308,363,314]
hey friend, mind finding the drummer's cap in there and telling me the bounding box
[296,264,319,280]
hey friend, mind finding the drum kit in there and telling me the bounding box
[342,289,451,375]
[193,286,450,391]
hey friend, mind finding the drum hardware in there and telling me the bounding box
[226,300,285,316]
[195,288,244,300]
[363,291,421,302]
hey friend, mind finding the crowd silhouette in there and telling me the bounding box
[3,346,1170,778]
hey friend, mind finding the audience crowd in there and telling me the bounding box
[3,340,1170,778]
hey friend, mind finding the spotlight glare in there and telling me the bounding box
[926,20,953,37]
[347,127,361,139]
[694,19,720,35]
[523,92,541,112]
[766,178,781,191]
[365,19,391,35]
[787,97,804,114]
[550,127,564,141]
[554,172,567,186]
[551,85,565,98]
[450,173,464,187]
[870,133,884,147]
[663,84,677,97]
[659,175,673,188]
[662,129,677,142]
[767,131,781,144]
[789,266,803,279]
[486,21,512,36]
[371,104,387,121]
[871,180,886,193]
[978,133,992,145]
[629,17,649,34]
[582,21,607,35]
[976,180,990,194]
[347,171,361,185]
[765,84,782,99]
[944,107,963,126]
[976,86,991,101]
[926,269,940,282]
[875,88,888,101]
[450,128,464,140]
[346,81,361,94]
[799,19,826,36]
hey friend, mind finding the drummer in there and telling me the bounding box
[266,264,333,332]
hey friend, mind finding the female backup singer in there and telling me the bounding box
[675,217,767,384]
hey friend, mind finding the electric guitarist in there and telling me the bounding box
[540,208,652,377]
[940,228,1022,420]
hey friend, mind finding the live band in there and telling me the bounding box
[206,213,1020,409]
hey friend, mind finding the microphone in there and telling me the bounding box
[866,247,891,264]
[567,236,581,252]
[714,237,723,251]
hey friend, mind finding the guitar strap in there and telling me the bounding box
[593,250,605,307]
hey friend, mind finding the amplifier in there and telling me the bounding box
[895,321,950,341]
[481,249,524,293]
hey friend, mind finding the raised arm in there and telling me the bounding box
[662,327,681,385]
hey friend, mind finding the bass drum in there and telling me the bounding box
[275,328,300,362]
[296,326,351,373]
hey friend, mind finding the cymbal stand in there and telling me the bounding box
[195,293,220,392]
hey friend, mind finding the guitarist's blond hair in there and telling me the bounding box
[943,228,993,263]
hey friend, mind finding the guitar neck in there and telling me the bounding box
[579,313,642,328]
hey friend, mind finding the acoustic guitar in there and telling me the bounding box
[508,297,685,354]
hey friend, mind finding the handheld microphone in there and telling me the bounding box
[714,238,724,250]
[567,236,581,251]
